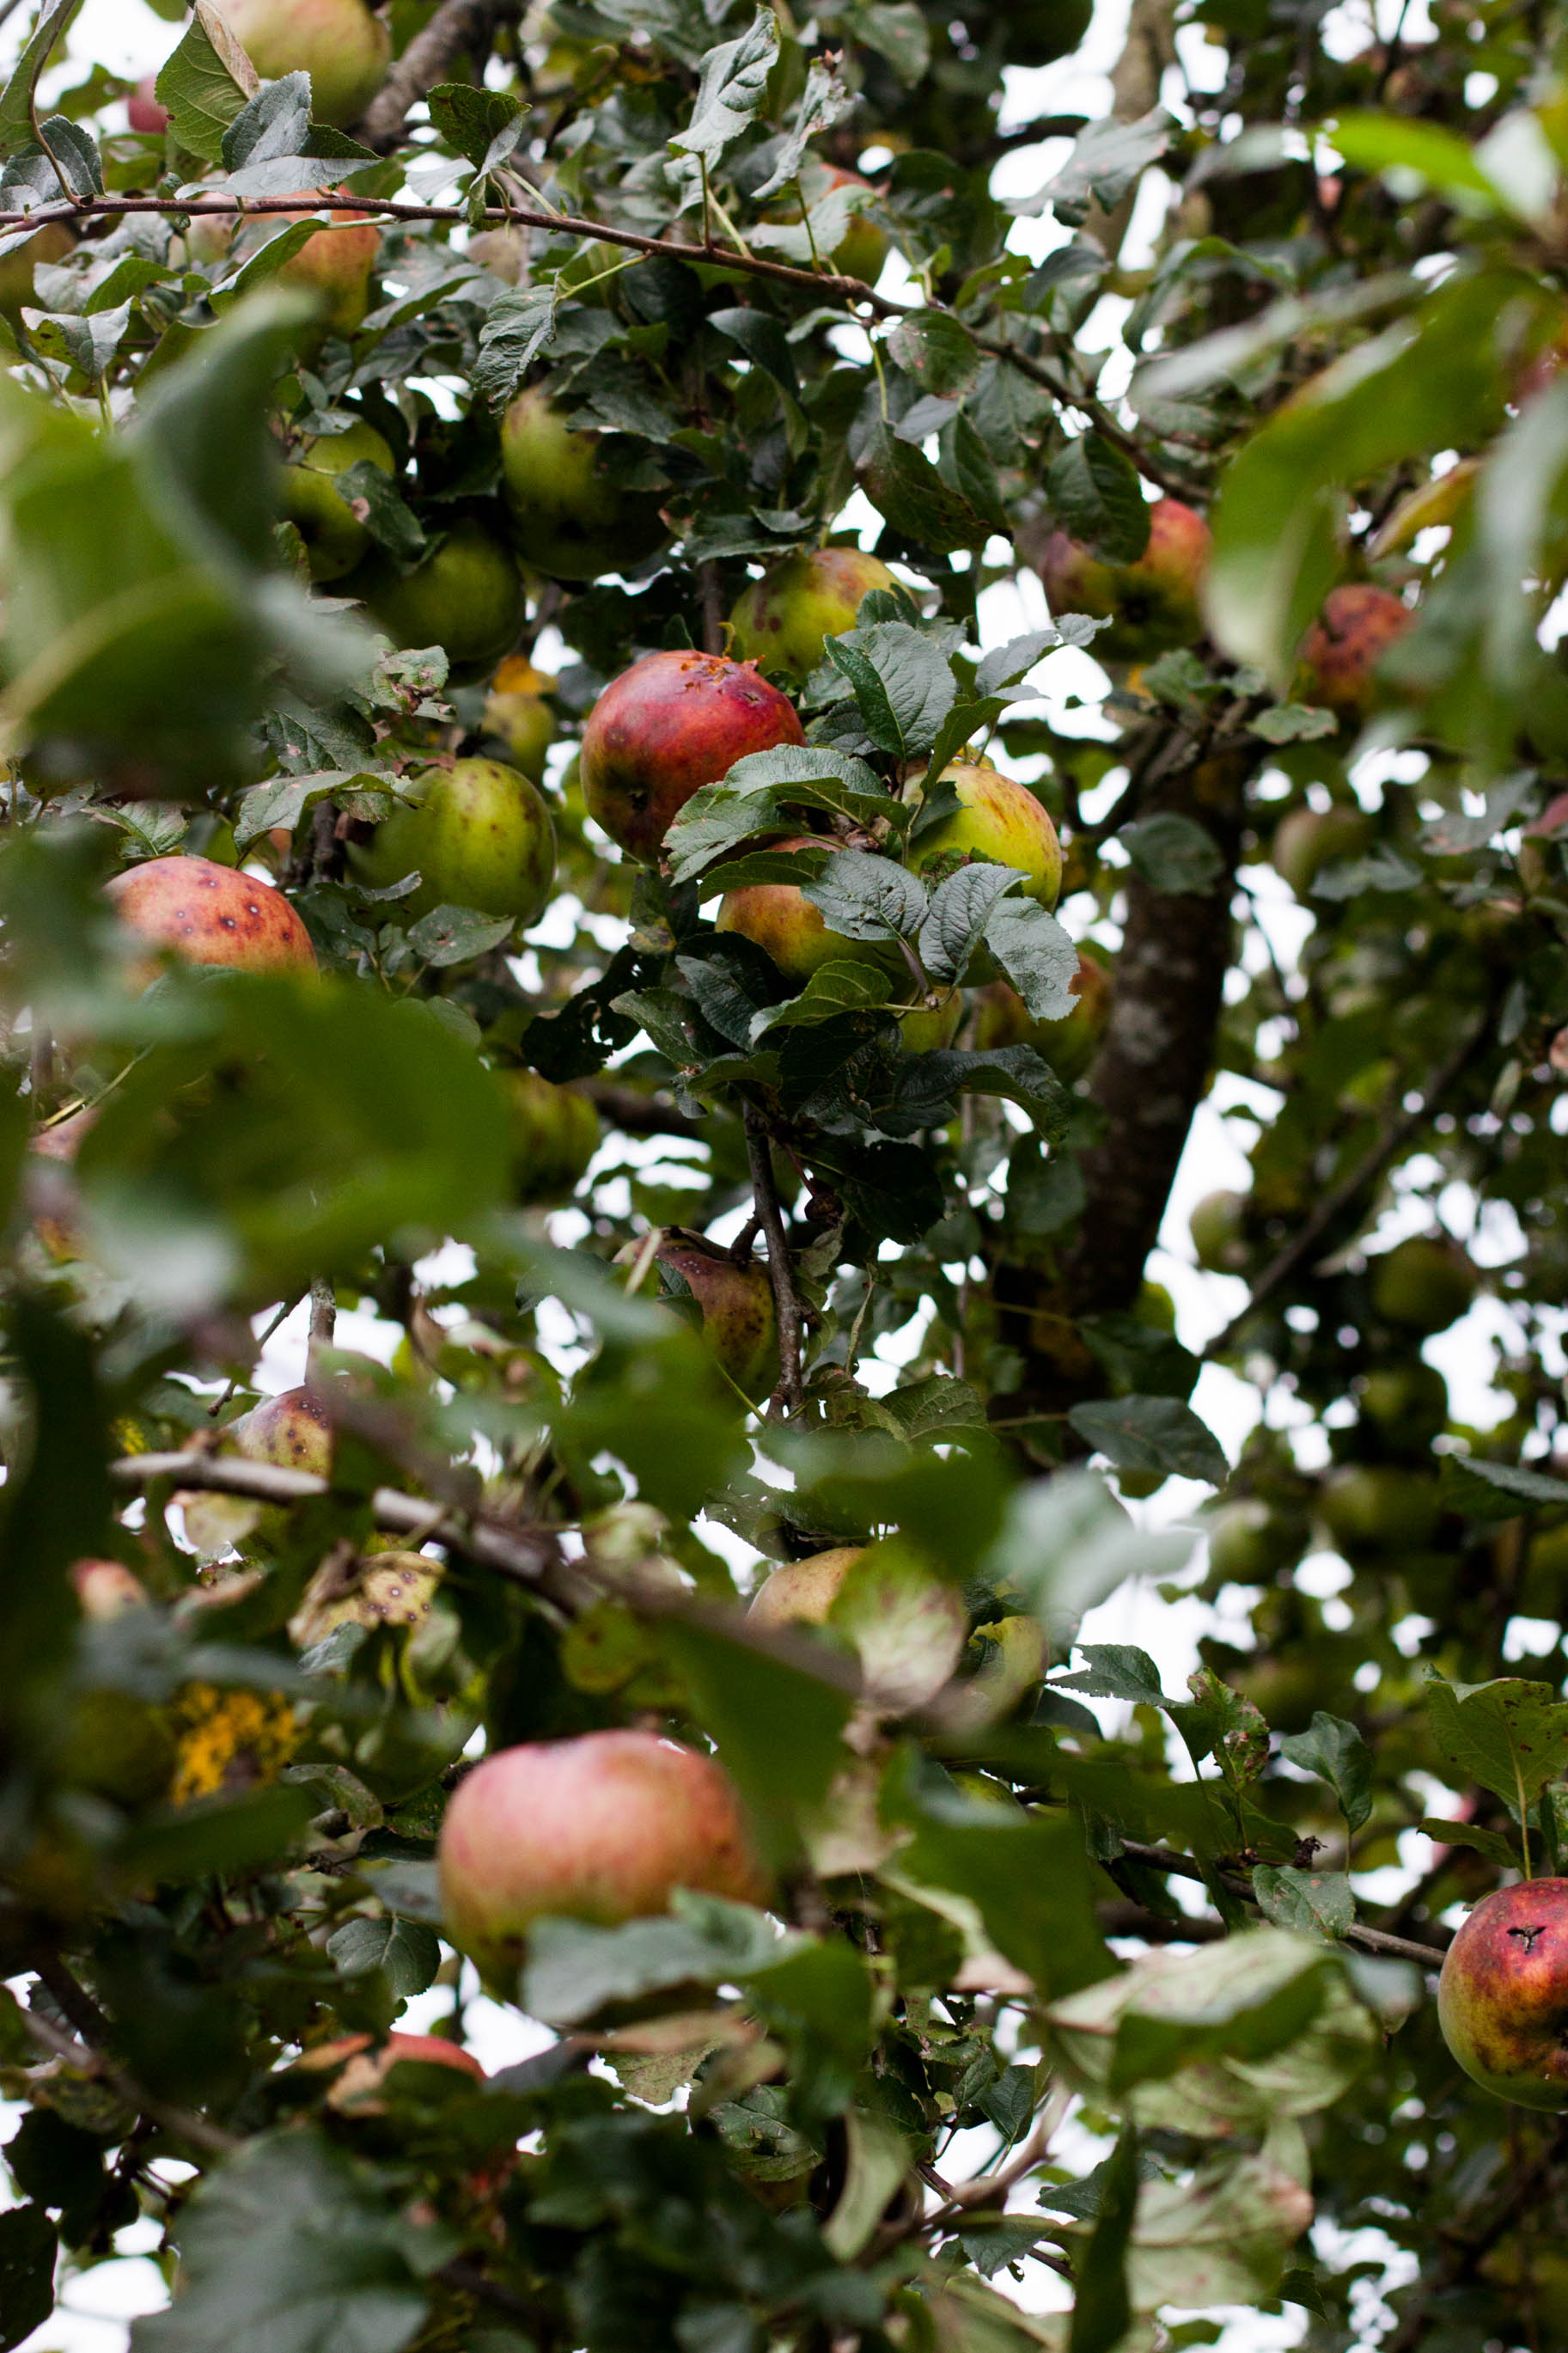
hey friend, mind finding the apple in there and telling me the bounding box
[262,198,381,345]
[1321,1464,1440,1555]
[655,1232,780,1401]
[484,657,556,782]
[1358,1361,1449,1449]
[896,988,965,1053]
[280,419,396,584]
[971,952,1110,1080]
[581,651,805,865]
[352,757,556,925]
[910,763,1063,908]
[297,2029,485,2113]
[1188,1188,1251,1275]
[716,835,888,985]
[1033,498,1211,663]
[506,1069,600,1202]
[1205,1500,1306,1585]
[354,519,526,681]
[437,1728,768,1977]
[748,1546,864,1625]
[929,1617,1048,1751]
[499,386,667,582]
[106,855,316,973]
[224,0,392,128]
[1439,1880,1568,2110]
[1270,804,1373,898]
[70,1557,149,1619]
[729,548,897,683]
[290,1549,443,1649]
[1369,1235,1477,1334]
[126,76,168,135]
[1295,585,1412,727]
[228,1384,334,1477]
[767,165,888,287]
[1010,0,1093,64]
[0,223,74,318]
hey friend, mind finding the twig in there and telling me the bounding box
[20,1972,239,2156]
[1112,1837,1449,1966]
[359,0,513,152]
[307,1277,337,1381]
[437,2258,554,2333]
[742,1102,805,1415]
[1203,1010,1493,1360]
[577,1079,705,1138]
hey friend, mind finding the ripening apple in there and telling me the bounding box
[910,763,1063,908]
[438,1729,768,1979]
[748,1546,865,1625]
[1270,804,1373,899]
[1033,498,1211,663]
[70,1557,150,1620]
[505,1069,600,1202]
[354,519,525,681]
[228,1384,334,1477]
[1439,1881,1568,2109]
[1369,1235,1477,1334]
[656,1232,780,1401]
[106,855,316,973]
[290,1549,443,1649]
[716,835,887,984]
[1295,585,1412,727]
[971,952,1110,1080]
[280,419,395,583]
[352,757,556,926]
[264,198,381,345]
[297,2030,485,2113]
[126,76,168,135]
[581,651,805,864]
[729,547,897,683]
[1188,1188,1251,1275]
[500,386,667,582]
[484,657,556,782]
[224,0,392,127]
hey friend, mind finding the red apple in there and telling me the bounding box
[716,835,888,984]
[106,856,316,974]
[729,548,897,683]
[1295,585,1412,726]
[225,0,392,127]
[1439,1880,1568,2109]
[1033,498,1211,663]
[910,762,1063,908]
[297,2030,485,2112]
[127,76,168,135]
[581,651,805,865]
[499,386,667,582]
[655,1232,780,1401]
[437,1729,768,1977]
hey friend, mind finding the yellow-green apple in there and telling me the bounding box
[1358,1362,1449,1449]
[929,1617,1048,1751]
[1321,1464,1441,1555]
[1034,498,1211,662]
[716,835,887,984]
[352,756,556,925]
[290,1549,443,1649]
[224,0,392,126]
[106,855,315,973]
[971,951,1109,1079]
[499,386,666,581]
[505,1069,600,1201]
[1188,1188,1251,1275]
[483,657,556,781]
[263,198,381,344]
[1270,804,1373,898]
[437,1729,767,1977]
[1439,1881,1568,2109]
[655,1232,780,1401]
[0,223,74,317]
[1295,585,1412,726]
[127,77,168,134]
[748,1546,865,1625]
[355,517,524,681]
[581,651,805,864]
[895,987,965,1052]
[1370,1235,1477,1334]
[729,547,897,683]
[280,419,395,583]
[910,762,1063,908]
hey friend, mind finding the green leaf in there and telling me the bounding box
[406,904,515,967]
[1251,1866,1355,1942]
[1416,1818,1522,1869]
[1439,1451,1568,1520]
[0,0,86,162]
[133,2128,433,2353]
[1067,1395,1228,1485]
[1328,113,1507,211]
[221,72,311,169]
[670,9,779,163]
[1248,702,1339,743]
[662,1617,854,1868]
[36,115,101,198]
[522,1892,795,2027]
[1046,437,1150,565]
[839,0,930,81]
[711,307,800,399]
[803,847,928,942]
[1053,1643,1169,1709]
[427,82,525,169]
[1423,1672,1568,1816]
[824,622,956,759]
[1067,2127,1139,2353]
[858,419,991,553]
[1120,814,1225,895]
[332,461,427,565]
[918,864,1026,983]
[1040,111,1171,227]
[326,1915,442,2001]
[154,0,259,167]
[1278,1713,1373,1833]
[887,309,981,397]
[983,898,1079,1018]
[822,2111,910,2259]
[473,285,558,407]
[23,299,131,384]
[751,958,894,1033]
[986,1470,1193,1648]
[0,2206,58,2353]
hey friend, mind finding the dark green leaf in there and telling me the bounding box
[1046,437,1150,565]
[1066,2127,1140,2353]
[983,898,1079,1018]
[0,2205,57,2351]
[1120,814,1225,895]
[662,1617,854,1867]
[1066,1395,1229,1485]
[803,847,927,941]
[1251,1866,1355,1941]
[1278,1714,1373,1833]
[0,0,87,162]
[427,83,525,169]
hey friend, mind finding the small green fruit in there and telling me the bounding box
[1205,1499,1305,1584]
[484,657,556,782]
[1358,1361,1449,1449]
[1189,1189,1251,1275]
[281,420,395,584]
[716,836,887,984]
[356,517,525,681]
[1369,1236,1477,1334]
[500,386,667,582]
[352,757,557,926]
[506,1070,600,1202]
[1321,1463,1440,1556]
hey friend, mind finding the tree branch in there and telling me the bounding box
[21,1971,240,2156]
[742,1102,805,1415]
[359,1,516,153]
[1112,1837,1450,1966]
[579,1079,706,1139]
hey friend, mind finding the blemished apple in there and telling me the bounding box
[290,1550,443,1649]
[1369,1234,1477,1334]
[910,763,1063,908]
[729,547,897,683]
[437,1729,767,1977]
[227,1385,334,1478]
[500,386,667,582]
[280,419,395,584]
[656,1232,780,1401]
[971,952,1110,1079]
[1295,585,1412,726]
[354,519,526,681]
[748,1547,864,1625]
[106,855,316,973]
[351,757,556,925]
[126,77,168,135]
[484,657,557,782]
[1439,1880,1568,2109]
[716,836,887,985]
[224,0,392,127]
[1270,804,1373,898]
[1033,498,1211,663]
[581,651,805,864]
[505,1069,601,1203]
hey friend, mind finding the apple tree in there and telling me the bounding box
[3,0,1568,2348]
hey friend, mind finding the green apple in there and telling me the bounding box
[506,1070,600,1201]
[1205,1499,1306,1584]
[483,657,556,782]
[748,1547,865,1624]
[1321,1463,1441,1555]
[1189,1188,1251,1275]
[281,419,395,584]
[355,517,525,681]
[1369,1235,1477,1334]
[0,222,73,318]
[500,386,667,582]
[716,836,888,984]
[729,547,897,683]
[352,757,557,925]
[1358,1361,1449,1449]
[225,0,392,127]
[910,762,1063,908]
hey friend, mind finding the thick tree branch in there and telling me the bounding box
[742,1102,805,1415]
[359,1,516,153]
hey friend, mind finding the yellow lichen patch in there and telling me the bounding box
[168,1684,298,1807]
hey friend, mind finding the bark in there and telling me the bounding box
[359,0,516,154]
